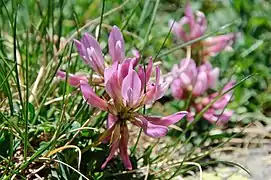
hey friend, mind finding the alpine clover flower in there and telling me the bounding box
[171,58,219,99]
[57,26,187,170]
[169,2,236,60]
[189,81,235,124]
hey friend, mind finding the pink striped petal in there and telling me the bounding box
[121,68,141,106]
[75,33,104,75]
[108,26,125,63]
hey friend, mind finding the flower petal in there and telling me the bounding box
[192,71,208,96]
[171,79,184,99]
[104,62,118,84]
[146,57,153,84]
[105,71,122,104]
[208,67,220,88]
[108,26,125,63]
[101,123,121,169]
[142,111,187,126]
[75,33,104,75]
[119,124,132,170]
[117,59,131,84]
[57,71,88,87]
[107,114,118,129]
[136,116,168,138]
[185,2,195,29]
[80,81,107,110]
[121,68,141,106]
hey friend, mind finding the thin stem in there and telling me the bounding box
[153,19,176,62]
[24,32,29,161]
[97,0,105,41]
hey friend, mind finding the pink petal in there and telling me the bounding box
[101,123,121,169]
[80,81,107,110]
[121,68,141,106]
[137,116,168,138]
[108,26,125,63]
[105,71,122,104]
[208,67,220,88]
[104,62,118,84]
[107,114,118,129]
[75,33,104,75]
[132,49,140,59]
[196,11,207,33]
[57,71,88,87]
[155,82,169,100]
[146,57,153,84]
[171,79,184,99]
[204,34,235,46]
[119,124,132,170]
[219,110,234,122]
[142,111,187,126]
[193,71,208,96]
[144,84,156,104]
[169,18,189,41]
[117,59,131,84]
[185,2,195,30]
[138,65,145,91]
[222,81,235,93]
[179,58,197,82]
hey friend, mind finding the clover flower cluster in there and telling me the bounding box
[57,26,187,169]
[169,3,235,124]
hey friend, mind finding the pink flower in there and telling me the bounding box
[170,58,219,99]
[169,3,207,42]
[193,81,235,124]
[80,59,187,169]
[58,26,187,170]
[169,3,236,59]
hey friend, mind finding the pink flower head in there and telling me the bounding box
[169,3,237,61]
[169,3,207,42]
[58,26,188,169]
[79,53,187,170]
[194,81,235,125]
[171,58,220,99]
